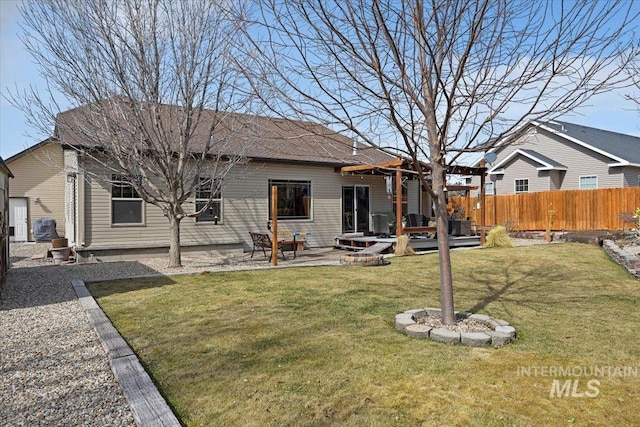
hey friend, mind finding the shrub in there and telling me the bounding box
[394,235,415,256]
[485,225,514,248]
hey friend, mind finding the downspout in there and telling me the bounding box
[77,154,86,248]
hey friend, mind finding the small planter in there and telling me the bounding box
[50,247,71,264]
[52,238,68,248]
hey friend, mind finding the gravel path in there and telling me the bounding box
[1,257,136,426]
[1,243,343,426]
[0,238,545,426]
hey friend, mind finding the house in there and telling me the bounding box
[9,105,418,261]
[0,157,13,284]
[6,140,66,242]
[466,120,640,195]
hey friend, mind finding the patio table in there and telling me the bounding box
[278,231,312,258]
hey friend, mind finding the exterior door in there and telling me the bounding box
[9,198,28,242]
[342,185,370,234]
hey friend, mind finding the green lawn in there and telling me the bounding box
[89,243,639,426]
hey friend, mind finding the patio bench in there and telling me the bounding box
[249,232,288,260]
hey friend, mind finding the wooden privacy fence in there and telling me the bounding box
[449,187,640,231]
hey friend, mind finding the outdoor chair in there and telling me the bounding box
[406,213,425,227]
[249,232,287,260]
[372,213,391,237]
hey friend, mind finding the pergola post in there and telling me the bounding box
[271,185,278,266]
[395,166,403,237]
[479,160,486,245]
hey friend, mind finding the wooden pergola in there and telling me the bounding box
[339,157,489,244]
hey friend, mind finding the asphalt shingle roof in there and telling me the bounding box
[544,120,640,164]
[54,102,396,167]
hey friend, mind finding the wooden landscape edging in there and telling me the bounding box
[72,279,181,427]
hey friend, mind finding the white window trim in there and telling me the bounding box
[514,178,529,194]
[485,182,495,195]
[579,175,598,190]
[110,175,145,226]
[195,178,223,224]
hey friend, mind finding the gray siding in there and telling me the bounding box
[8,143,66,240]
[407,180,421,213]
[549,170,564,190]
[494,156,550,194]
[473,127,629,195]
[82,158,392,250]
[622,167,640,187]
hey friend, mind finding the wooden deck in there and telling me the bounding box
[335,233,481,253]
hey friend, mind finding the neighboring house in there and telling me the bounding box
[466,120,640,195]
[10,105,419,261]
[0,157,13,284]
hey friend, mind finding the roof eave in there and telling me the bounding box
[607,161,639,167]
[536,166,568,171]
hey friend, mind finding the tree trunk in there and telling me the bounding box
[168,215,183,268]
[432,165,456,325]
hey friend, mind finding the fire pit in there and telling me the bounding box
[339,252,387,267]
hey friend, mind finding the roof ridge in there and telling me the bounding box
[551,119,640,140]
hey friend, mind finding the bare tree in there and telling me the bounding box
[625,44,640,109]
[249,0,640,323]
[11,0,255,267]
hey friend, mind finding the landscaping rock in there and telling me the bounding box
[455,311,472,320]
[460,332,492,347]
[395,313,415,331]
[602,239,640,279]
[468,313,492,322]
[404,308,427,319]
[487,331,513,346]
[404,324,432,338]
[397,309,516,347]
[493,318,510,326]
[468,313,501,328]
[425,307,442,317]
[495,325,516,337]
[430,328,460,344]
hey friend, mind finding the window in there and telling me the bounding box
[637,174,640,186]
[268,180,311,220]
[579,175,597,190]
[195,177,222,223]
[514,179,528,193]
[485,182,495,195]
[111,174,143,224]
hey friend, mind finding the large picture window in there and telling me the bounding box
[268,180,311,220]
[579,175,597,190]
[195,177,222,223]
[514,179,529,194]
[111,174,143,224]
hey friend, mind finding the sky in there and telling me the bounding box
[1,0,639,161]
